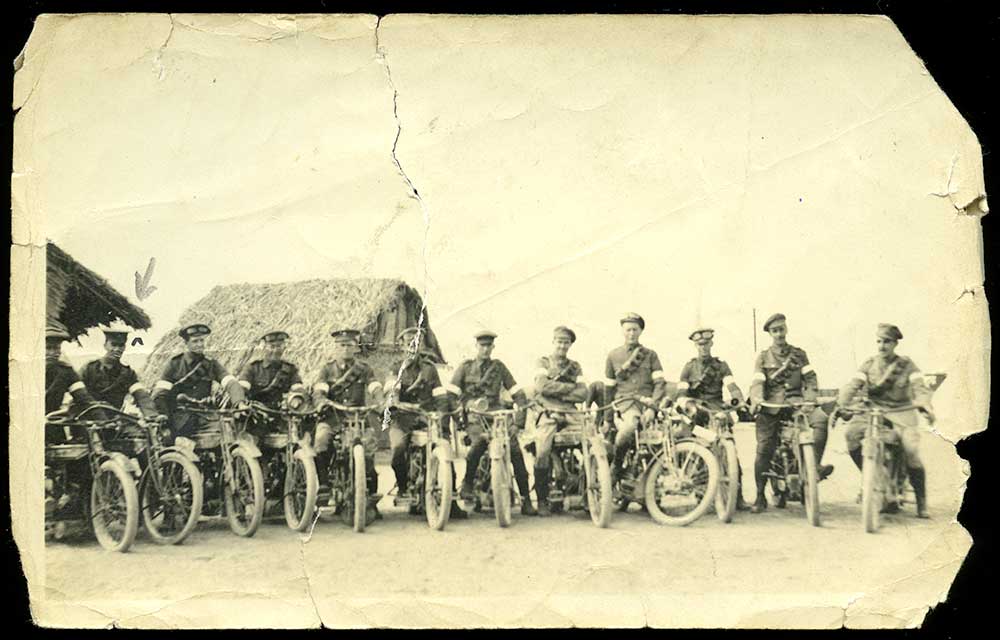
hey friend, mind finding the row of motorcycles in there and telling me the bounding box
[44,387,934,552]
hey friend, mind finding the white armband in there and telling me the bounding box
[446,383,462,396]
[677,382,690,391]
[751,372,766,382]
[289,383,305,392]
[604,378,617,387]
[651,370,665,381]
[852,372,868,383]
[534,368,550,378]
[909,372,924,383]
[238,380,252,390]
[128,382,146,394]
[367,381,382,394]
[432,386,448,397]
[509,384,523,395]
[313,382,330,394]
[221,375,237,388]
[68,381,86,393]
[154,380,174,391]
[722,375,736,387]
[801,364,815,375]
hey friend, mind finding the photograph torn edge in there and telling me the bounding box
[9,12,991,629]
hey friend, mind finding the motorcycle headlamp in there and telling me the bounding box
[286,392,307,411]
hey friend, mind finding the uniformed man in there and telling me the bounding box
[450,330,537,516]
[674,328,750,511]
[532,326,589,516]
[748,313,832,513]
[237,330,304,439]
[603,313,667,483]
[79,326,158,418]
[311,329,383,503]
[837,323,933,518]
[45,321,101,417]
[151,323,247,440]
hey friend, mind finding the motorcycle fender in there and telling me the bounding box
[293,444,316,460]
[106,451,142,478]
[232,441,263,459]
[586,436,610,459]
[691,425,718,443]
[433,442,454,463]
[160,444,201,464]
[488,438,504,460]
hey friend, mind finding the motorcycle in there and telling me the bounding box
[44,404,140,552]
[390,402,459,530]
[834,399,935,533]
[176,395,265,537]
[674,398,745,523]
[99,406,203,545]
[466,403,521,527]
[246,395,320,532]
[755,400,822,527]
[530,403,615,527]
[610,396,720,526]
[316,402,382,532]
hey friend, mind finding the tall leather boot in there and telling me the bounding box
[534,465,551,517]
[909,467,930,518]
[511,443,536,516]
[751,455,768,513]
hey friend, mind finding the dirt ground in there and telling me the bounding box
[42,426,968,628]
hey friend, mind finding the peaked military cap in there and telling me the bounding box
[553,326,577,343]
[331,328,361,341]
[620,313,645,330]
[179,323,211,340]
[474,329,497,342]
[45,320,71,340]
[396,326,426,344]
[102,330,129,344]
[877,323,903,341]
[762,313,786,332]
[260,330,290,343]
[689,328,714,343]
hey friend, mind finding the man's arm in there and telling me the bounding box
[236,363,254,393]
[674,361,693,401]
[650,351,666,404]
[312,364,331,399]
[535,358,583,400]
[363,365,382,403]
[211,360,246,404]
[721,361,744,404]
[125,368,158,418]
[152,360,179,415]
[799,351,818,402]
[905,360,933,413]
[749,352,766,409]
[837,362,867,407]
[289,366,305,393]
[501,363,528,406]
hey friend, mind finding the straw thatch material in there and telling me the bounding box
[46,241,152,340]
[141,279,445,386]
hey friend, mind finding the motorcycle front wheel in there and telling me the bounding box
[425,448,453,531]
[644,441,719,527]
[491,457,512,527]
[587,452,614,528]
[800,443,821,527]
[284,450,319,532]
[224,448,265,537]
[91,459,139,552]
[140,452,203,545]
[714,439,739,523]
[861,442,882,533]
[352,444,367,533]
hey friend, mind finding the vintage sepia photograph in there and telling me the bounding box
[10,11,991,629]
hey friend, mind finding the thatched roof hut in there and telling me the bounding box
[141,279,445,386]
[47,241,151,340]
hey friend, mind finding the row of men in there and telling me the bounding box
[43,310,934,518]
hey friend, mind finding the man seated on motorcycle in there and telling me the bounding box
[45,321,103,421]
[151,323,247,442]
[383,326,467,520]
[311,328,383,511]
[748,313,832,513]
[448,329,537,516]
[80,325,159,421]
[603,313,667,486]
[532,325,589,517]
[837,323,934,519]
[673,327,751,511]
[237,330,305,441]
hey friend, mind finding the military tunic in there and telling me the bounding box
[45,360,96,415]
[676,356,741,410]
[533,355,587,410]
[152,352,244,436]
[313,359,378,406]
[840,354,931,465]
[80,358,156,415]
[450,357,525,410]
[238,358,303,408]
[603,343,666,409]
[749,344,817,410]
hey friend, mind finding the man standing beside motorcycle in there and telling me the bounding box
[449,330,537,516]
[602,313,667,486]
[836,323,933,518]
[45,321,103,418]
[237,330,305,440]
[748,313,832,514]
[674,327,751,511]
[80,325,159,419]
[531,325,589,517]
[151,323,247,441]
[311,328,383,511]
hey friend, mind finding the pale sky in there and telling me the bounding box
[17,14,987,433]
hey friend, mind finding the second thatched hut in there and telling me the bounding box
[142,278,445,387]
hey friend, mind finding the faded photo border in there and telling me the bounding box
[7,1,996,631]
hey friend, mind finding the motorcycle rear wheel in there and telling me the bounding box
[140,452,203,545]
